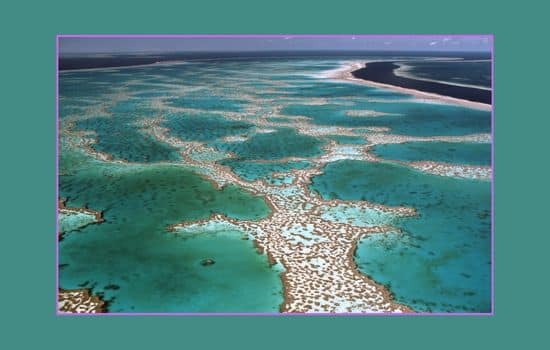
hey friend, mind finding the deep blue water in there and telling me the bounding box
[401,61,491,88]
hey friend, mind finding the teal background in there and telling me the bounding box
[2,0,543,347]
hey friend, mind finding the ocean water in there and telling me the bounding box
[372,142,491,165]
[75,116,180,163]
[220,159,311,182]
[59,55,491,313]
[163,113,254,142]
[282,100,491,136]
[211,127,325,161]
[319,204,398,228]
[310,160,491,312]
[59,148,281,312]
[167,93,247,112]
[399,61,491,88]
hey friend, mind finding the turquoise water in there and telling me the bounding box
[61,220,283,312]
[163,113,254,142]
[212,127,325,160]
[59,148,282,312]
[219,159,311,182]
[277,79,404,99]
[372,142,491,165]
[267,174,296,186]
[310,160,491,312]
[319,204,398,228]
[282,102,491,136]
[59,211,98,234]
[167,94,246,112]
[75,116,180,163]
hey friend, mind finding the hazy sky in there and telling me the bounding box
[60,35,492,55]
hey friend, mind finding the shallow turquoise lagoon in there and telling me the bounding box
[281,81,406,99]
[310,160,491,312]
[59,151,272,223]
[59,211,98,234]
[60,223,283,313]
[372,142,491,165]
[132,91,173,99]
[59,72,126,100]
[108,98,159,116]
[166,93,246,112]
[58,150,282,312]
[281,102,491,136]
[212,127,325,160]
[74,116,180,163]
[220,159,311,182]
[163,113,254,142]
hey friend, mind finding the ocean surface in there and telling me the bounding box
[59,53,492,313]
[352,61,491,104]
[372,142,491,165]
[398,60,491,89]
[310,160,491,312]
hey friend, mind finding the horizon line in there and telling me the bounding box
[59,48,493,56]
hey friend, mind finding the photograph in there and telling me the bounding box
[56,34,493,315]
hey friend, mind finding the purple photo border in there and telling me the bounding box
[55,34,495,317]
[56,35,60,315]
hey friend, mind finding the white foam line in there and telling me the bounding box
[394,63,492,91]
[324,61,492,111]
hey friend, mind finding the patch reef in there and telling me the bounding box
[58,198,105,241]
[152,119,416,312]
[58,288,106,313]
[60,64,492,313]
